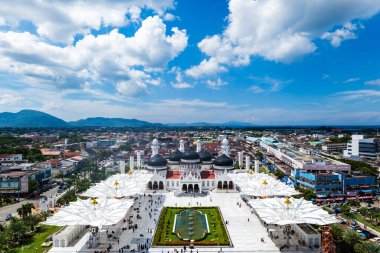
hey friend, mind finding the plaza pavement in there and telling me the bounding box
[49,191,321,253]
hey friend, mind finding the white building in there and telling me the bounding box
[260,137,350,172]
[0,154,22,162]
[344,135,380,160]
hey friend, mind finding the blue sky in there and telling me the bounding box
[0,0,380,125]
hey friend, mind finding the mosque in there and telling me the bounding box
[145,138,236,193]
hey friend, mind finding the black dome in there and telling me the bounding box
[199,149,212,162]
[168,149,182,162]
[148,154,168,167]
[181,150,200,160]
[213,154,233,167]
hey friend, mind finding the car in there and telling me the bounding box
[5,213,12,221]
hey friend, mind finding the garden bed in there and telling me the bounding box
[152,207,231,247]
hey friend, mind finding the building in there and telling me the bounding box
[97,137,116,148]
[0,162,52,197]
[0,154,23,163]
[344,135,380,160]
[321,143,347,152]
[259,137,350,172]
[144,138,235,193]
[291,169,377,197]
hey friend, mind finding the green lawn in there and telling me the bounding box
[259,166,269,174]
[341,213,380,233]
[153,207,231,246]
[7,225,61,253]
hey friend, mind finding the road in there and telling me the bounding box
[0,186,59,223]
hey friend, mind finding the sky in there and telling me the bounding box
[1,0,380,125]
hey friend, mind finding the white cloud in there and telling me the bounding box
[322,23,361,47]
[156,99,230,109]
[172,83,192,89]
[249,76,291,93]
[249,86,265,93]
[185,58,227,78]
[0,16,188,96]
[0,93,23,105]
[206,78,225,90]
[186,0,380,78]
[170,67,192,89]
[163,13,176,21]
[0,0,174,43]
[322,74,330,79]
[343,77,360,83]
[365,79,380,86]
[335,89,380,100]
[116,80,148,97]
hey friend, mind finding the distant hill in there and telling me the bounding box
[166,121,256,127]
[0,110,69,128]
[69,117,164,127]
[0,110,255,128]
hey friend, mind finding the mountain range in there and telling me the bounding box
[0,110,255,128]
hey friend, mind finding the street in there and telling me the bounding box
[0,186,59,223]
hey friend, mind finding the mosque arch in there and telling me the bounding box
[153,181,158,190]
[182,184,188,192]
[194,184,200,193]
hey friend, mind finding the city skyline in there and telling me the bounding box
[1,0,380,125]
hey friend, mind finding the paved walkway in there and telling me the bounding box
[49,192,320,253]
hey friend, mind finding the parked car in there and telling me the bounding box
[4,213,12,221]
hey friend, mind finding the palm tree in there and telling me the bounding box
[16,207,24,219]
[22,203,35,218]
[39,211,50,221]
[0,230,9,252]
[8,219,27,244]
[359,207,368,219]
[354,241,380,253]
[24,214,40,231]
[342,230,362,250]
[330,224,344,240]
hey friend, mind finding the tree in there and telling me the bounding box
[354,241,380,253]
[273,169,286,178]
[24,214,40,231]
[55,172,65,182]
[340,204,351,214]
[28,179,39,194]
[330,224,344,241]
[255,151,264,161]
[8,219,27,244]
[359,207,368,218]
[39,211,51,221]
[342,230,362,250]
[347,199,360,207]
[0,231,9,252]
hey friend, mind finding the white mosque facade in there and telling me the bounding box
[144,139,236,193]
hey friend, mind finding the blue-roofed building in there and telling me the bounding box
[291,169,378,196]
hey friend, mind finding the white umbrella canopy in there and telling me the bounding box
[248,197,339,226]
[229,172,299,197]
[82,171,153,198]
[42,197,134,227]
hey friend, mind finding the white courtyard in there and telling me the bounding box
[48,191,325,253]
